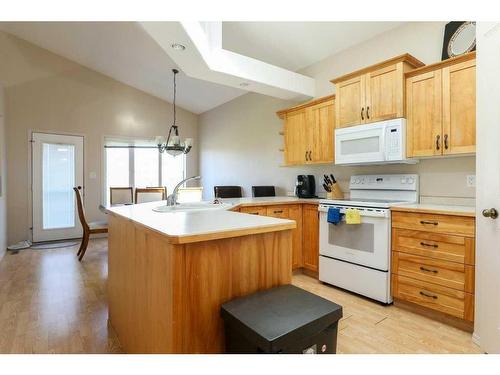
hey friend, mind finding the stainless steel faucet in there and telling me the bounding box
[167,176,201,206]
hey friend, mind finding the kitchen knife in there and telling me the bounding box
[330,174,337,184]
[323,183,331,192]
[324,175,332,186]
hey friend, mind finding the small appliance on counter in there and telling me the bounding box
[296,175,317,198]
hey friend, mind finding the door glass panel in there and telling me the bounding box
[328,223,375,253]
[134,148,159,188]
[42,143,75,229]
[341,136,380,155]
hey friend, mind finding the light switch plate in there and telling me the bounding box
[466,175,476,188]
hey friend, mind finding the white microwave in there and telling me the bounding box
[334,119,417,165]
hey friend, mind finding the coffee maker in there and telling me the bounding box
[295,175,316,198]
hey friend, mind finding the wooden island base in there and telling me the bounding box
[107,214,292,353]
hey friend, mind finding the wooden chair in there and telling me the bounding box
[252,186,276,197]
[74,187,108,261]
[110,187,133,205]
[135,187,166,204]
[214,186,243,198]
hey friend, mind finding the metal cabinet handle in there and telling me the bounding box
[420,291,437,299]
[436,134,441,150]
[308,151,312,161]
[420,291,438,299]
[420,220,438,226]
[420,266,438,274]
[273,210,284,214]
[444,134,449,150]
[249,212,260,215]
[420,242,438,248]
[366,106,370,119]
[305,151,308,161]
[361,107,365,120]
[482,208,499,219]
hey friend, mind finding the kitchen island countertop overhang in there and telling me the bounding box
[106,200,297,244]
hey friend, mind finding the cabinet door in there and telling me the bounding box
[442,59,476,155]
[365,63,404,123]
[284,109,308,165]
[302,204,319,272]
[307,101,335,164]
[335,75,366,128]
[406,70,443,157]
[288,205,303,270]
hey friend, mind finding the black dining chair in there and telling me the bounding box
[214,186,243,198]
[252,186,276,197]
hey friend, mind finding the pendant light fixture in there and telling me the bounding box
[156,69,193,156]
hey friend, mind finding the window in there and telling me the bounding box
[104,137,185,205]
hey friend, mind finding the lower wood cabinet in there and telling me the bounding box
[391,208,475,328]
[238,203,319,273]
[302,204,319,272]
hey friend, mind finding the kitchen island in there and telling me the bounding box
[106,201,295,353]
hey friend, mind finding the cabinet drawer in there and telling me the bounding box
[392,252,474,292]
[392,274,474,320]
[239,206,267,216]
[266,205,290,218]
[392,228,475,265]
[392,211,475,237]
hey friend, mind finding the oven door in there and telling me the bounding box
[334,122,386,165]
[318,205,391,271]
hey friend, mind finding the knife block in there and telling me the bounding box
[326,182,344,200]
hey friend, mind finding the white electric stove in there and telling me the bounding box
[318,174,419,304]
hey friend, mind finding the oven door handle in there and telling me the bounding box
[318,205,389,218]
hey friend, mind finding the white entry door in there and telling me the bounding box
[476,22,500,353]
[32,133,84,242]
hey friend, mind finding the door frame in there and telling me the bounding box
[30,130,86,242]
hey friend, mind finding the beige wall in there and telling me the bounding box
[199,22,476,204]
[0,31,199,244]
[0,85,6,259]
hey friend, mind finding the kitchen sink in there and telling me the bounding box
[152,201,231,213]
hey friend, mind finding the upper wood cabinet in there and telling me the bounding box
[406,52,476,158]
[277,95,335,166]
[331,54,425,128]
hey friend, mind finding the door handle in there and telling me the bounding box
[308,151,312,161]
[305,151,308,161]
[444,134,449,150]
[366,106,370,119]
[482,208,499,219]
[436,135,441,150]
[361,107,364,120]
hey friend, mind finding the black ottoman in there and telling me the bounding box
[221,284,343,354]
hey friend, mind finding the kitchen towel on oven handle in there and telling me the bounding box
[345,208,361,224]
[327,207,343,225]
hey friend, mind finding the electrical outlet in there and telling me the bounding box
[466,175,476,188]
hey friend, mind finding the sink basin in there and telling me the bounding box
[152,201,231,213]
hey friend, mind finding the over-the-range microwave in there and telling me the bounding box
[334,118,417,166]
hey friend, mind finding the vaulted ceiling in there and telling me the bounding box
[0,21,405,114]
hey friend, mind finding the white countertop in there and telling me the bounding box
[391,203,476,217]
[106,200,296,244]
[221,196,321,207]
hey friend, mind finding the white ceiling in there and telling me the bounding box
[0,22,245,114]
[223,22,405,71]
[1,21,406,114]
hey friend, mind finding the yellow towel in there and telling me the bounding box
[345,208,361,224]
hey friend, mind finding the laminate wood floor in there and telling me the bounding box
[0,238,482,354]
